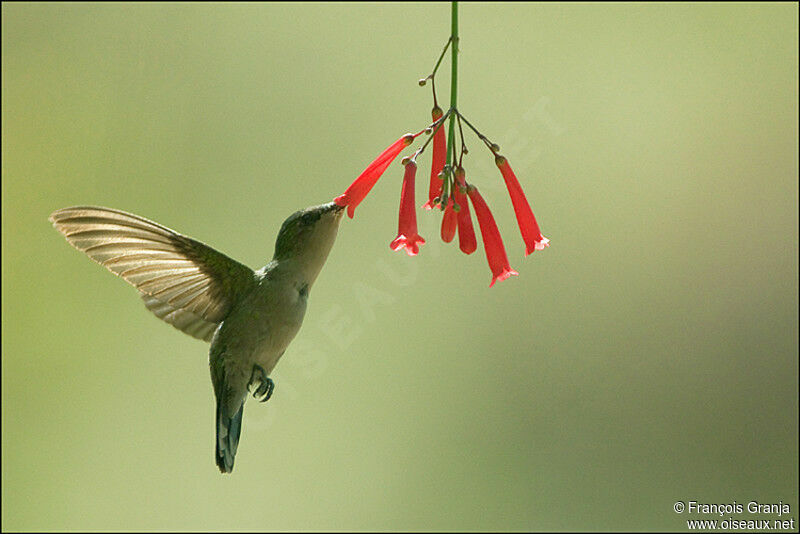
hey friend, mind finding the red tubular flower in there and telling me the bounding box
[453,167,477,255]
[440,196,458,243]
[422,107,447,210]
[467,186,518,287]
[495,155,549,254]
[334,134,415,219]
[390,160,426,256]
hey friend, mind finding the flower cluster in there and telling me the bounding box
[333,38,548,287]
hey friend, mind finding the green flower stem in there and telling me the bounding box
[446,1,458,169]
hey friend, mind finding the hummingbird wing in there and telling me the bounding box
[49,206,258,342]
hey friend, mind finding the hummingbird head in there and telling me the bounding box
[272,201,345,286]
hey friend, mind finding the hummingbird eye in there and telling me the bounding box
[273,208,325,260]
[300,211,321,226]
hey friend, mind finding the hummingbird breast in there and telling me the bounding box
[212,274,308,399]
[245,278,307,373]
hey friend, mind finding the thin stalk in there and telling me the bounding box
[428,37,453,80]
[457,111,499,154]
[456,113,467,167]
[413,108,453,158]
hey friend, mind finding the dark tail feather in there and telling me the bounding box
[216,401,244,473]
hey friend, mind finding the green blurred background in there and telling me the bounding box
[2,2,797,531]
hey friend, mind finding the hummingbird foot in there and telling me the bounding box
[249,365,274,403]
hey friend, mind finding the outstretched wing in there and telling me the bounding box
[50,206,258,342]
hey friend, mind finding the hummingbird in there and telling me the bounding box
[49,202,345,473]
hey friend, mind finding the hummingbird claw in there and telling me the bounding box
[249,365,274,403]
[256,378,274,403]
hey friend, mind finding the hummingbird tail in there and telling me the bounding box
[215,401,244,474]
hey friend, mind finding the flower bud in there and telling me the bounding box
[441,197,458,243]
[453,167,477,255]
[422,107,447,210]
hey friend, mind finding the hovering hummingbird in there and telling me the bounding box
[49,202,345,473]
